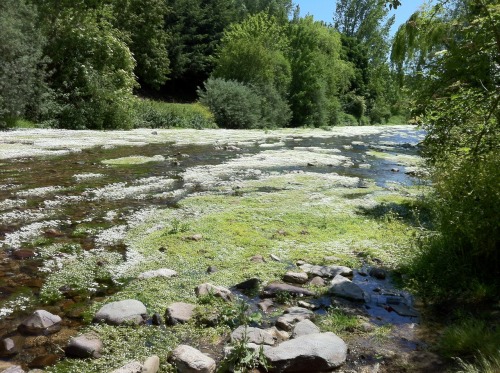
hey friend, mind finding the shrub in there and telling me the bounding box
[198,78,262,129]
[131,99,216,129]
[337,112,359,126]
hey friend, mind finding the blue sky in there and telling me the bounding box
[294,0,427,35]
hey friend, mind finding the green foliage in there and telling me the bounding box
[318,308,360,336]
[220,331,272,373]
[0,0,52,128]
[456,351,500,373]
[131,99,216,129]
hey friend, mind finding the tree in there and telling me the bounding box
[0,0,50,127]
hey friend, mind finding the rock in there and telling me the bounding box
[297,301,317,310]
[28,354,59,369]
[94,299,147,325]
[231,326,275,346]
[264,332,347,372]
[323,256,341,263]
[291,320,320,338]
[44,228,64,237]
[309,277,326,286]
[250,255,265,263]
[152,313,163,326]
[261,283,314,298]
[283,272,308,285]
[185,234,203,241]
[266,327,290,342]
[0,336,24,357]
[369,268,387,280]
[138,268,177,280]
[110,361,144,373]
[299,263,352,279]
[234,278,260,292]
[390,303,419,318]
[143,355,160,373]
[270,254,281,262]
[195,283,233,302]
[206,266,217,274]
[360,322,375,332]
[18,310,62,335]
[391,168,400,172]
[170,345,216,373]
[12,249,36,260]
[258,299,274,312]
[1,366,25,373]
[329,275,366,302]
[276,307,314,331]
[65,333,103,359]
[166,302,196,325]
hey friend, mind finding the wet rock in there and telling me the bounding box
[28,354,59,369]
[170,345,216,373]
[195,283,233,302]
[110,361,144,373]
[235,278,260,292]
[261,283,314,298]
[18,310,62,335]
[0,336,24,357]
[309,276,326,286]
[94,299,147,325]
[65,333,103,359]
[138,268,177,280]
[231,326,275,346]
[152,313,163,326]
[1,365,25,373]
[283,272,308,285]
[258,299,274,312]
[270,254,281,262]
[329,275,366,302]
[12,249,36,260]
[166,302,196,325]
[299,263,353,279]
[264,332,347,372]
[391,168,400,172]
[291,319,320,338]
[250,255,265,263]
[143,355,160,373]
[224,145,241,152]
[276,307,314,331]
[390,303,419,318]
[369,268,387,280]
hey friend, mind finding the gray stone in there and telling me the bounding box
[2,366,25,373]
[369,268,387,280]
[258,299,274,312]
[0,336,23,357]
[94,299,147,325]
[170,345,216,373]
[283,272,308,285]
[309,276,326,286]
[390,303,419,318]
[276,307,314,331]
[65,333,103,359]
[264,332,347,372]
[110,361,144,373]
[166,302,196,325]
[143,355,160,373]
[18,310,62,335]
[299,263,352,279]
[231,326,275,346]
[261,283,314,298]
[329,275,366,302]
[250,255,265,263]
[291,319,320,338]
[138,268,177,280]
[195,283,233,302]
[266,327,290,342]
[270,254,281,262]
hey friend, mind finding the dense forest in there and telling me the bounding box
[0,0,406,130]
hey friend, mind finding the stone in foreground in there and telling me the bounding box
[299,263,352,279]
[110,361,144,373]
[65,333,103,359]
[329,275,366,302]
[231,326,275,346]
[0,337,24,357]
[170,345,216,373]
[261,283,314,298]
[291,319,320,338]
[143,355,160,373]
[166,302,196,325]
[283,272,308,285]
[94,299,147,325]
[264,332,347,372]
[195,283,233,302]
[1,366,25,373]
[276,307,314,331]
[138,268,177,280]
[18,310,62,336]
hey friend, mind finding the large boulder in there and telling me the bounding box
[299,263,352,279]
[170,345,216,373]
[94,299,147,325]
[328,275,366,302]
[65,333,103,359]
[138,268,177,280]
[18,310,62,335]
[166,302,196,325]
[276,307,314,332]
[231,326,275,346]
[264,332,347,372]
[195,283,233,302]
[261,283,314,298]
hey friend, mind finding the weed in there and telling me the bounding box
[455,350,500,373]
[220,331,272,373]
[167,218,190,235]
[318,308,360,336]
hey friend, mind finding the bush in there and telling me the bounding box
[131,99,216,129]
[337,112,359,126]
[198,78,261,129]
